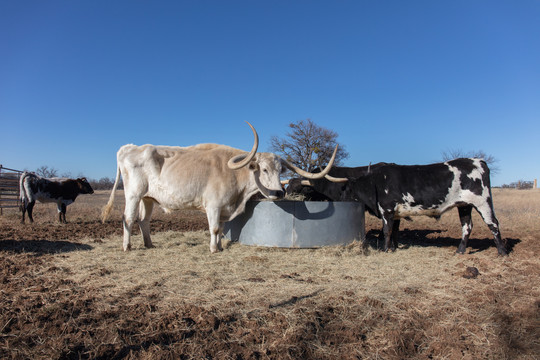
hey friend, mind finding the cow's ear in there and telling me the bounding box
[248,161,259,172]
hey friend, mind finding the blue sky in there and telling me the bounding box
[1,1,538,186]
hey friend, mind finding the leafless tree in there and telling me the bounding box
[441,149,500,174]
[270,119,349,174]
[35,165,58,178]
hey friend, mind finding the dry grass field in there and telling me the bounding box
[1,189,539,359]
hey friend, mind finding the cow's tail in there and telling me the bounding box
[101,165,121,223]
[19,172,32,210]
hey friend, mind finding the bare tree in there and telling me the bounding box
[441,149,500,174]
[35,165,58,178]
[270,119,349,174]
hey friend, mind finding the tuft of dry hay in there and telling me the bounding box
[283,193,308,201]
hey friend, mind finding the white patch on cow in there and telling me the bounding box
[462,222,471,234]
[439,162,497,225]
[467,158,485,182]
[402,192,414,203]
[394,192,432,218]
[443,163,463,209]
[384,188,389,194]
[378,204,387,223]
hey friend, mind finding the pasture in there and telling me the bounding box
[1,189,539,359]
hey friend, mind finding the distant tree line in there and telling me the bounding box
[499,180,535,190]
[88,177,123,190]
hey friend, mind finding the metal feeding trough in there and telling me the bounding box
[224,200,365,248]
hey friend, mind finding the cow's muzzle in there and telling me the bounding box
[268,190,284,200]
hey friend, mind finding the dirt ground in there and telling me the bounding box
[1,190,539,359]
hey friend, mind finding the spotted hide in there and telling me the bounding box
[305,159,507,255]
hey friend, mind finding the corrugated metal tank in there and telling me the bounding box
[224,200,365,248]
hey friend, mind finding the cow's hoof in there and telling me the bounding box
[123,245,132,252]
[210,246,224,253]
[456,249,466,255]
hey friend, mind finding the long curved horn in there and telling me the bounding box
[227,122,259,170]
[325,174,348,183]
[282,145,347,182]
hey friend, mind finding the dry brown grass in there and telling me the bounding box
[1,189,539,359]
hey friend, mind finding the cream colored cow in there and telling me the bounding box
[102,122,343,253]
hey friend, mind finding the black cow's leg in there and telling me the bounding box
[457,206,473,254]
[476,205,507,256]
[382,212,396,252]
[60,203,67,223]
[488,221,507,256]
[391,219,400,250]
[20,201,27,223]
[27,201,35,223]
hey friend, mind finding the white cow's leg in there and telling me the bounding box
[138,198,155,249]
[216,221,225,251]
[206,207,222,253]
[123,194,140,251]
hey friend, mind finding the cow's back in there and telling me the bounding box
[116,143,251,211]
[367,158,493,216]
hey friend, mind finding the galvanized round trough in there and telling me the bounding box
[224,200,365,248]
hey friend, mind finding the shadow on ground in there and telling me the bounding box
[364,229,520,254]
[0,239,93,255]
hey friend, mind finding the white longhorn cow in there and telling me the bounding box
[102,122,344,252]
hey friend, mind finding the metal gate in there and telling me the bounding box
[0,165,23,215]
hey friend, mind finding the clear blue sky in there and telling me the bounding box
[1,1,538,186]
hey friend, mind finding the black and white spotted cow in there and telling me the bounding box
[302,158,507,255]
[19,172,94,223]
